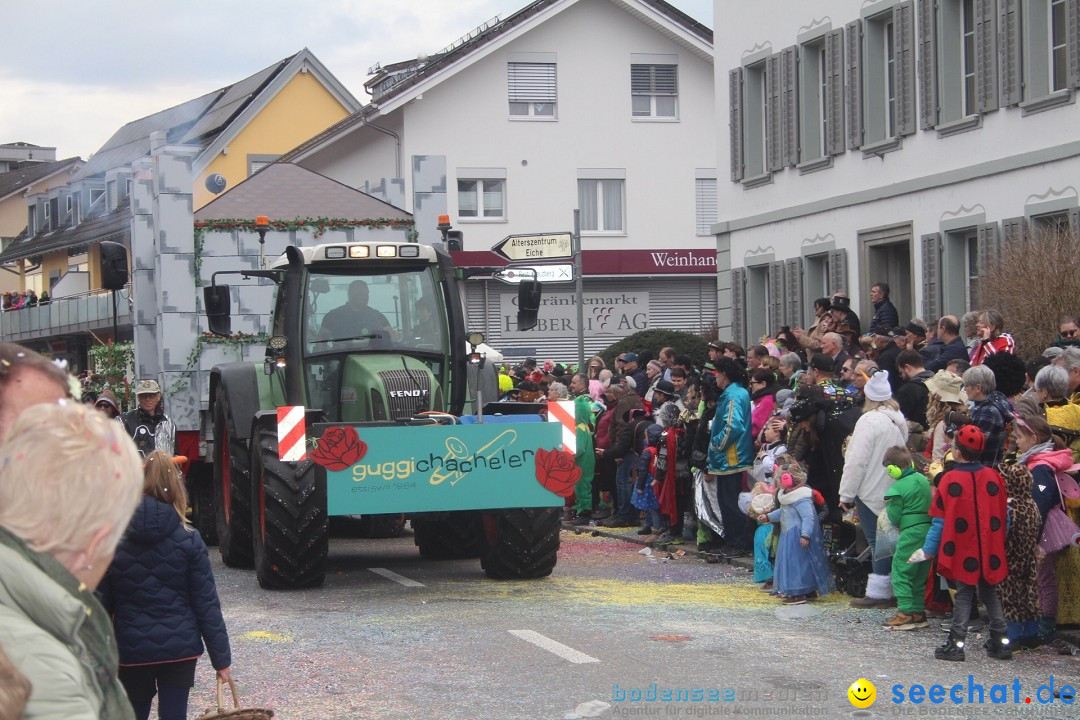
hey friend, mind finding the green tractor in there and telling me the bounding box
[201,241,562,589]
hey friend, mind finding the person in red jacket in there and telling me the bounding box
[914,424,1011,662]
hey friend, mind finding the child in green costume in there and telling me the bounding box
[881,446,933,630]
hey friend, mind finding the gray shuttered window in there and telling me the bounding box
[828,248,849,294]
[785,257,805,328]
[1070,207,1080,234]
[975,0,999,112]
[895,1,918,136]
[921,233,942,322]
[781,46,800,167]
[846,20,864,149]
[978,220,1005,275]
[825,29,847,155]
[1069,0,1080,88]
[730,67,744,182]
[731,267,746,345]
[999,0,1023,106]
[769,261,787,331]
[918,0,939,129]
[695,178,718,235]
[766,54,784,173]
[631,64,677,95]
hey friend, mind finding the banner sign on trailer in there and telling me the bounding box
[313,422,574,515]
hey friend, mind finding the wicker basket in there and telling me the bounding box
[194,678,274,720]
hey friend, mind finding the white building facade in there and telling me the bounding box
[714,0,1080,344]
[289,0,718,360]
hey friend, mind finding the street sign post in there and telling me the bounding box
[491,232,573,262]
[492,264,575,284]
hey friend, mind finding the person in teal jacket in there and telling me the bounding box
[882,445,933,631]
[707,357,755,556]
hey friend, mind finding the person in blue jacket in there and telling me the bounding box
[707,357,755,557]
[99,451,232,720]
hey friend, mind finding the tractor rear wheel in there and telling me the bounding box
[213,393,252,567]
[412,512,483,559]
[480,508,561,579]
[251,429,327,589]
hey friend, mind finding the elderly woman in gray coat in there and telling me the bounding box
[0,403,144,720]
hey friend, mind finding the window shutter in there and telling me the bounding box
[921,233,942,322]
[918,0,939,129]
[825,29,846,155]
[975,0,999,112]
[1069,207,1080,234]
[785,257,804,328]
[730,68,745,182]
[695,178,718,235]
[769,261,787,331]
[978,221,1005,275]
[1067,0,1080,88]
[781,46,799,167]
[731,267,746,345]
[998,216,1025,246]
[846,20,864,150]
[894,1,917,136]
[828,248,848,294]
[508,63,556,103]
[631,64,677,95]
[999,0,1022,106]
[766,54,784,173]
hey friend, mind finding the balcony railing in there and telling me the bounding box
[1,287,131,342]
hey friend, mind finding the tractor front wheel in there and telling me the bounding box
[480,508,560,580]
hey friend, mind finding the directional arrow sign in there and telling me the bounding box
[492,264,575,284]
[491,232,573,262]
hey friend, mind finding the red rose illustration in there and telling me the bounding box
[310,426,367,471]
[534,447,581,498]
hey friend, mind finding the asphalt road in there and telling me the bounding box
[187,527,1080,720]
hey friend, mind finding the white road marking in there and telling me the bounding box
[367,568,424,587]
[508,629,600,664]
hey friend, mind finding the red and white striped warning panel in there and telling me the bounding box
[546,400,576,455]
[277,406,307,462]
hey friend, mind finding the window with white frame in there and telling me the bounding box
[578,178,624,233]
[508,62,557,117]
[694,175,717,235]
[1051,0,1068,90]
[457,179,505,220]
[849,2,915,149]
[1016,0,1077,104]
[925,0,997,128]
[798,33,845,163]
[866,14,898,139]
[631,63,678,118]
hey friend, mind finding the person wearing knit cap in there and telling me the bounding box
[838,371,909,608]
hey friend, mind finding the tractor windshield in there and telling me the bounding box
[304,268,446,355]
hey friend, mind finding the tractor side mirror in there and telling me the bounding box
[203,285,232,336]
[516,280,542,331]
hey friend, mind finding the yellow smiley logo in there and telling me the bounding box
[847,678,877,708]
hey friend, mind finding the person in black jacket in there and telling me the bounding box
[869,282,899,330]
[99,451,232,720]
[120,380,176,458]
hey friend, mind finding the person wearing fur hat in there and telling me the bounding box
[838,371,909,608]
[756,456,834,604]
[912,424,1012,662]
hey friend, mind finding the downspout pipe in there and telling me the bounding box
[359,111,402,180]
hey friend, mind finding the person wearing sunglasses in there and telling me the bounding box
[1051,315,1080,349]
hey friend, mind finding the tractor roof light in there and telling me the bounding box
[349,245,370,258]
[399,245,420,258]
[376,245,397,258]
[324,246,346,259]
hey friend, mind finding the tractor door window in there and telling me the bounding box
[305,270,446,354]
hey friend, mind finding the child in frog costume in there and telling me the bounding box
[881,446,932,630]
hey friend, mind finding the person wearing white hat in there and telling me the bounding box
[838,371,909,608]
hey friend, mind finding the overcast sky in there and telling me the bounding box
[1,0,713,161]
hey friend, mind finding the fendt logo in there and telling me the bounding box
[388,389,427,399]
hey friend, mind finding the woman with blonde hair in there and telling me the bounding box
[0,403,144,720]
[99,451,232,720]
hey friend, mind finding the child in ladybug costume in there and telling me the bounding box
[911,424,1011,661]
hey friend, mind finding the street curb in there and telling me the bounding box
[561,523,755,572]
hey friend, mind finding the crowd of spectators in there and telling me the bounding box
[496,284,1080,660]
[1,289,49,311]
